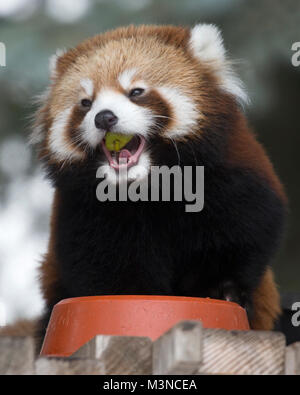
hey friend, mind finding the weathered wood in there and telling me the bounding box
[153,321,203,375]
[0,323,290,375]
[69,335,152,375]
[198,328,286,375]
[285,342,300,375]
[0,336,35,374]
[35,357,105,375]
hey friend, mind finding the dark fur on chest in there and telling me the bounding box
[36,132,286,348]
[52,160,285,302]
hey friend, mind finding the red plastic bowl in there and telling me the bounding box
[40,295,249,357]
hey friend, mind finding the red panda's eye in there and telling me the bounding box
[81,98,92,108]
[129,88,145,98]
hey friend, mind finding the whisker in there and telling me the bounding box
[186,141,199,167]
[169,137,181,166]
[152,114,176,122]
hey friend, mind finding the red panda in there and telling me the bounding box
[29,24,286,344]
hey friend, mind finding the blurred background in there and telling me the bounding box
[0,0,299,326]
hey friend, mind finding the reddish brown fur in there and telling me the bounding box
[33,25,284,333]
[226,113,287,204]
[250,267,281,330]
[0,319,37,337]
[54,25,191,78]
[38,24,227,164]
[67,106,89,152]
[39,191,61,307]
[224,113,285,329]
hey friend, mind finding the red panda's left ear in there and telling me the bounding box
[189,24,226,65]
[189,24,249,105]
[49,48,67,80]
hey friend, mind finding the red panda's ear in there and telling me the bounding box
[188,24,249,105]
[189,24,226,65]
[49,48,67,80]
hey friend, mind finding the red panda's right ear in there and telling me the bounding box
[188,24,249,105]
[49,48,67,80]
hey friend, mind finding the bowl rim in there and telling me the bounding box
[56,295,244,309]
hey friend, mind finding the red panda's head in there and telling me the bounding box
[32,24,248,184]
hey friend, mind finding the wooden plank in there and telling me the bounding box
[285,342,300,375]
[0,336,35,374]
[35,357,105,375]
[69,335,152,375]
[153,321,203,375]
[198,328,286,375]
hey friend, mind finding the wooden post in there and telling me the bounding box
[285,342,300,375]
[198,328,286,375]
[69,335,152,375]
[153,321,203,375]
[0,323,292,375]
[35,357,105,375]
[0,336,35,374]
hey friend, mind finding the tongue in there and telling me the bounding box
[118,149,132,165]
[119,149,131,159]
[101,135,146,170]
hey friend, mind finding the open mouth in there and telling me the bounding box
[101,133,146,170]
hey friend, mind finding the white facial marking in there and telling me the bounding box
[118,68,137,90]
[96,90,153,136]
[49,108,83,161]
[80,107,105,147]
[80,78,94,97]
[80,88,153,147]
[157,86,199,138]
[189,23,248,105]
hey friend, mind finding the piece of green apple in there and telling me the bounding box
[105,132,134,152]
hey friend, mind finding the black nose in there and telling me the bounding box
[94,110,118,130]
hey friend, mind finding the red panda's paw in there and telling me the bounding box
[207,280,253,318]
[222,280,246,303]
